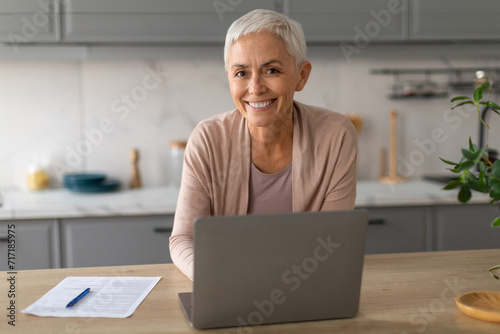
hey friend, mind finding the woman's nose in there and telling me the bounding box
[248,75,265,95]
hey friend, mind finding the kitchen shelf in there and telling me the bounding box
[371,67,500,75]
[372,67,500,99]
[388,93,449,100]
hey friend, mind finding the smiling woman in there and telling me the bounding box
[169,9,358,280]
[227,31,311,174]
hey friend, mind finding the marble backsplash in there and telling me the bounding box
[1,44,499,190]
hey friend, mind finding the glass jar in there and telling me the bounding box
[169,140,187,187]
[27,159,50,191]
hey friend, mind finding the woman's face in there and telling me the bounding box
[227,32,311,130]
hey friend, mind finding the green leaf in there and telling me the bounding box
[440,157,459,165]
[465,176,490,193]
[488,177,500,195]
[489,175,500,186]
[461,148,475,160]
[451,101,475,109]
[468,137,477,152]
[479,101,500,110]
[479,168,486,184]
[489,188,500,202]
[474,82,489,103]
[458,186,472,203]
[491,160,500,177]
[490,265,500,280]
[443,179,462,190]
[492,217,500,227]
[450,96,471,102]
[472,148,487,163]
[451,160,475,173]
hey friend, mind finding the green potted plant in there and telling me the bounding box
[440,81,500,279]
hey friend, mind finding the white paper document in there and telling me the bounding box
[22,276,161,318]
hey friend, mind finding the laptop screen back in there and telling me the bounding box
[189,209,369,329]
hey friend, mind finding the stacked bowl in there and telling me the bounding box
[63,173,120,193]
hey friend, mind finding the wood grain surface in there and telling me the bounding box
[1,249,500,333]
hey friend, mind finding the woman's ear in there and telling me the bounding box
[295,60,312,92]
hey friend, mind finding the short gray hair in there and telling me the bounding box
[224,9,307,70]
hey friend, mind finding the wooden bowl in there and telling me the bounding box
[456,291,500,323]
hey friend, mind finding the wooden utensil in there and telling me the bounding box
[379,110,406,184]
[130,148,142,189]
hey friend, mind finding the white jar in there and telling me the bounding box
[169,140,187,187]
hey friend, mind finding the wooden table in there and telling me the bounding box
[2,249,500,333]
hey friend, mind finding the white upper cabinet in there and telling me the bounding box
[0,0,60,43]
[61,0,279,43]
[410,0,500,41]
[287,0,408,43]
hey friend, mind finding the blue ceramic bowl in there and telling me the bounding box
[63,173,107,187]
[64,178,120,193]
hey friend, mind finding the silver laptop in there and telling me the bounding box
[178,209,369,330]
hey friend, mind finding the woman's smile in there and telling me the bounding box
[245,98,277,111]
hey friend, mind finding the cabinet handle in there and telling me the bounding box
[153,227,173,234]
[368,219,386,225]
[0,234,8,242]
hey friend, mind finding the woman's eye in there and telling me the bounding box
[236,71,246,77]
[267,68,279,74]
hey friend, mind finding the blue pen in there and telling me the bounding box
[66,288,90,308]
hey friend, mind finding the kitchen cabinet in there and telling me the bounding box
[409,0,500,41]
[61,0,279,43]
[362,206,429,254]
[0,0,60,43]
[0,220,60,270]
[61,215,174,268]
[362,204,500,253]
[1,0,499,48]
[287,0,408,43]
[433,204,500,251]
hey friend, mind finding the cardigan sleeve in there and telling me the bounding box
[320,119,357,211]
[169,125,212,281]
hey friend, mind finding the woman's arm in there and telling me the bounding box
[169,183,210,280]
[169,132,212,281]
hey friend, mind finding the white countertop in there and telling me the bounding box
[355,179,490,207]
[0,186,180,220]
[0,179,492,221]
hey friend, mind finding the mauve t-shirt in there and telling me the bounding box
[247,162,293,214]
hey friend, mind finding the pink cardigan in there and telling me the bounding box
[169,101,358,280]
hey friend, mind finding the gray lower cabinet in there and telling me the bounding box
[0,220,60,270]
[433,204,500,251]
[362,206,429,254]
[61,215,174,268]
